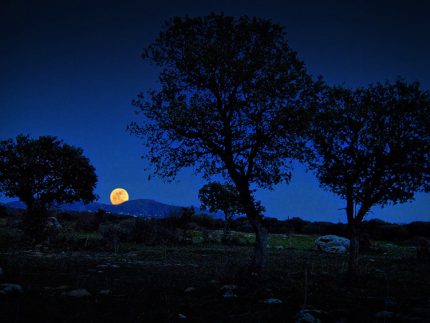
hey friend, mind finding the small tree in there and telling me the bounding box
[198,182,243,238]
[309,80,430,275]
[129,14,319,272]
[0,135,97,239]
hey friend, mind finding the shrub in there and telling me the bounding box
[75,212,104,232]
[405,222,430,239]
[99,218,181,246]
[231,217,253,233]
[285,217,309,234]
[57,212,77,221]
[376,224,409,241]
[99,223,120,249]
[6,215,23,228]
[0,205,8,218]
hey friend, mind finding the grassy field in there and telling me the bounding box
[1,221,429,322]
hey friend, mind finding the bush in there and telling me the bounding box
[190,214,223,229]
[57,212,77,221]
[0,205,8,218]
[231,217,253,233]
[285,217,309,234]
[75,212,105,232]
[99,218,182,246]
[405,222,430,239]
[376,224,409,241]
[99,223,120,249]
[6,215,23,228]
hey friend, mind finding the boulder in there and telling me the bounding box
[222,289,237,299]
[0,283,23,296]
[220,284,238,291]
[375,310,397,319]
[263,298,282,304]
[46,217,62,230]
[315,235,350,254]
[62,289,91,298]
[295,309,324,323]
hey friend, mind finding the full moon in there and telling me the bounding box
[110,188,129,205]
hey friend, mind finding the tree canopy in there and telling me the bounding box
[129,14,320,270]
[0,135,98,213]
[198,182,243,218]
[129,14,319,188]
[308,79,430,274]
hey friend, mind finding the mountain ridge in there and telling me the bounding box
[4,199,223,218]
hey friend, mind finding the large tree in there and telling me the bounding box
[129,14,319,271]
[309,80,430,275]
[0,135,97,237]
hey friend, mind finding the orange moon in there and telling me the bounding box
[110,188,129,205]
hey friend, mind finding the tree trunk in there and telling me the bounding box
[248,215,268,272]
[233,179,267,273]
[348,230,360,276]
[226,162,268,272]
[23,201,47,243]
[345,185,360,277]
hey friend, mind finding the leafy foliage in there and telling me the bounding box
[129,14,321,269]
[310,80,430,221]
[308,79,430,274]
[129,13,319,188]
[198,182,243,218]
[0,134,97,213]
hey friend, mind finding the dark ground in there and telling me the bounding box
[0,237,429,322]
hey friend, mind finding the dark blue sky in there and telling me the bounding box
[1,0,429,222]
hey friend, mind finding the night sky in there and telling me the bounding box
[1,0,429,223]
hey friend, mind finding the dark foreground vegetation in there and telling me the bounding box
[1,207,429,322]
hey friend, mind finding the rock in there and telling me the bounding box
[222,289,237,299]
[54,285,69,290]
[96,264,119,270]
[185,287,195,293]
[62,289,91,297]
[264,298,282,304]
[295,309,323,323]
[220,284,238,291]
[384,297,397,308]
[275,245,284,250]
[178,313,187,319]
[0,283,23,296]
[46,217,62,230]
[98,289,111,295]
[375,310,396,319]
[315,235,350,254]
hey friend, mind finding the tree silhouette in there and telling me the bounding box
[129,14,319,271]
[199,182,244,237]
[309,80,430,275]
[0,135,97,239]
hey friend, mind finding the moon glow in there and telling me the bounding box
[110,188,129,205]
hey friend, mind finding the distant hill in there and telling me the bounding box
[4,199,223,219]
